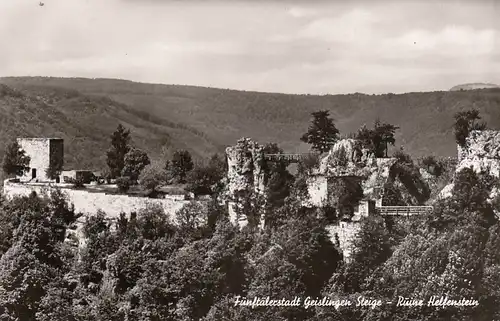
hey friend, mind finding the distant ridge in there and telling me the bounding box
[2,76,500,170]
[450,83,500,91]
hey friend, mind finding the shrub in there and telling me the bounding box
[420,155,444,177]
[67,177,85,189]
[139,164,166,195]
[297,153,320,175]
[101,168,112,184]
[116,177,131,193]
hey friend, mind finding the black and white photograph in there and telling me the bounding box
[0,0,499,320]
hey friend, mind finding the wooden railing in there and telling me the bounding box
[376,206,433,216]
[264,153,311,163]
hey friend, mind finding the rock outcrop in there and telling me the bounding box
[224,138,266,200]
[223,138,267,227]
[455,130,500,177]
[439,130,500,211]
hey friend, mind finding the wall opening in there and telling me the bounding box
[31,168,37,179]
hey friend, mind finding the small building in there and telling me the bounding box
[17,138,64,183]
[61,170,95,184]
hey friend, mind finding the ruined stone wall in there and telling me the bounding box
[306,175,328,207]
[306,138,396,208]
[3,180,190,219]
[326,221,361,261]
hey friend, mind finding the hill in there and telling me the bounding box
[0,82,220,172]
[450,83,500,91]
[2,76,500,171]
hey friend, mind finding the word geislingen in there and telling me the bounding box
[233,296,380,310]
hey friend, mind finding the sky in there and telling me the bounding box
[0,0,499,94]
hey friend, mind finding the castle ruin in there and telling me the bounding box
[223,137,433,260]
[17,137,64,183]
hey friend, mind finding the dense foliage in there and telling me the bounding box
[169,150,194,184]
[453,109,486,147]
[138,163,167,195]
[185,154,226,197]
[1,165,497,320]
[0,190,343,321]
[2,140,30,177]
[355,119,399,158]
[122,147,151,183]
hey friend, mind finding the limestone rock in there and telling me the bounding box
[362,158,398,205]
[452,130,500,179]
[456,130,500,164]
[440,130,500,214]
[318,138,365,175]
[224,138,266,201]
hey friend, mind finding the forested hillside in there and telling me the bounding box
[2,77,500,171]
[0,83,220,171]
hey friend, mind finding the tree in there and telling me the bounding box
[171,150,194,183]
[207,153,227,178]
[454,108,486,146]
[375,120,399,157]
[356,119,399,157]
[428,168,497,231]
[106,124,131,179]
[300,110,340,153]
[0,192,77,320]
[185,153,226,197]
[328,177,364,220]
[139,163,166,196]
[122,147,150,182]
[391,149,431,205]
[246,214,341,320]
[2,140,30,177]
[175,201,210,240]
[186,166,220,197]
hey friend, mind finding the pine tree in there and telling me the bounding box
[171,150,194,183]
[106,124,131,178]
[2,140,30,177]
[300,110,340,153]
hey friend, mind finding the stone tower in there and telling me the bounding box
[17,138,64,182]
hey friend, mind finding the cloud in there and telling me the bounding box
[0,0,499,94]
